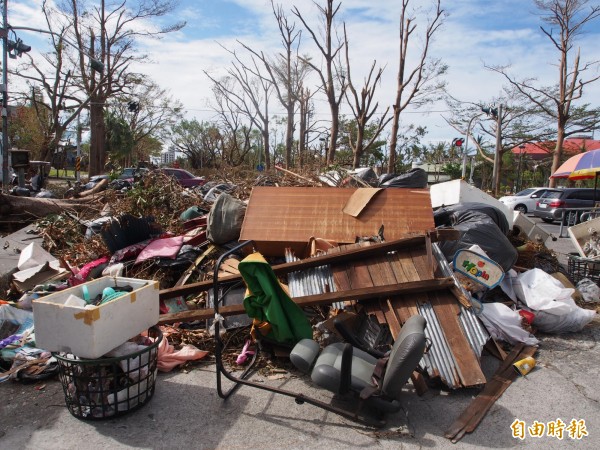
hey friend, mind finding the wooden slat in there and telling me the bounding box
[378,298,402,339]
[160,232,458,300]
[445,345,537,443]
[158,278,455,325]
[346,242,375,290]
[429,290,486,387]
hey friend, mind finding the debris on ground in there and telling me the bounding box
[0,169,598,440]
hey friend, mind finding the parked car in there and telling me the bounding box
[119,167,149,181]
[533,187,600,224]
[498,187,551,214]
[155,168,206,188]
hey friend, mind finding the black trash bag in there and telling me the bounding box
[437,211,518,272]
[347,168,378,187]
[378,168,428,188]
[100,214,160,253]
[156,245,202,268]
[434,202,510,235]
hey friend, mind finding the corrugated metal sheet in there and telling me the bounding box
[418,302,461,388]
[284,248,342,308]
[417,302,489,389]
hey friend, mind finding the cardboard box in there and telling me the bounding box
[430,180,512,228]
[568,216,600,258]
[33,276,159,359]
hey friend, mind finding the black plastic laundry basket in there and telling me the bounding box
[567,253,600,285]
[54,327,162,420]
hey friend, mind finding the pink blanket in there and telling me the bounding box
[156,337,208,372]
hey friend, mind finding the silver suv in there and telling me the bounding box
[533,188,600,224]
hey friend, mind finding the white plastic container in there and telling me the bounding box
[430,179,512,228]
[512,211,551,243]
[33,276,159,359]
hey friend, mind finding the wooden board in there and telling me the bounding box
[239,187,435,256]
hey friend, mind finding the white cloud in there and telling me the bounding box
[11,0,600,145]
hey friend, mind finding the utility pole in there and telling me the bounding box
[491,104,502,196]
[1,0,8,188]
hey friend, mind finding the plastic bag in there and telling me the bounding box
[207,193,246,245]
[479,302,539,346]
[576,278,600,303]
[434,202,509,235]
[436,211,517,272]
[514,269,596,333]
[378,168,428,188]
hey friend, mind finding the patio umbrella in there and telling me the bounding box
[549,152,588,179]
[550,149,600,206]
[550,148,600,180]
[567,149,600,180]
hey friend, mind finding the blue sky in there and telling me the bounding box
[10,0,600,145]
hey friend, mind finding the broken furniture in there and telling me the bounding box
[239,186,435,256]
[212,240,431,427]
[290,314,427,424]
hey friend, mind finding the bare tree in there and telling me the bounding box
[445,87,555,192]
[210,81,255,167]
[293,0,346,164]
[343,25,392,169]
[297,84,318,167]
[205,47,273,169]
[388,0,446,173]
[11,6,93,163]
[49,0,185,175]
[487,0,600,187]
[238,2,310,168]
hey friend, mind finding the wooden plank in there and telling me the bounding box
[158,278,455,325]
[378,298,402,339]
[160,232,458,300]
[346,242,375,289]
[390,250,421,282]
[239,187,437,255]
[445,345,537,443]
[429,290,486,387]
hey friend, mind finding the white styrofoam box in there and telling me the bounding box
[512,211,551,243]
[33,276,159,359]
[18,242,57,270]
[430,179,512,228]
[568,216,600,258]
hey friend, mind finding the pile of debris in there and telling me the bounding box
[0,170,598,439]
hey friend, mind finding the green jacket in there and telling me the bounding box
[239,253,313,346]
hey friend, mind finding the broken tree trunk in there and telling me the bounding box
[0,193,102,219]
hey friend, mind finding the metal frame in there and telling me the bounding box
[212,240,384,427]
